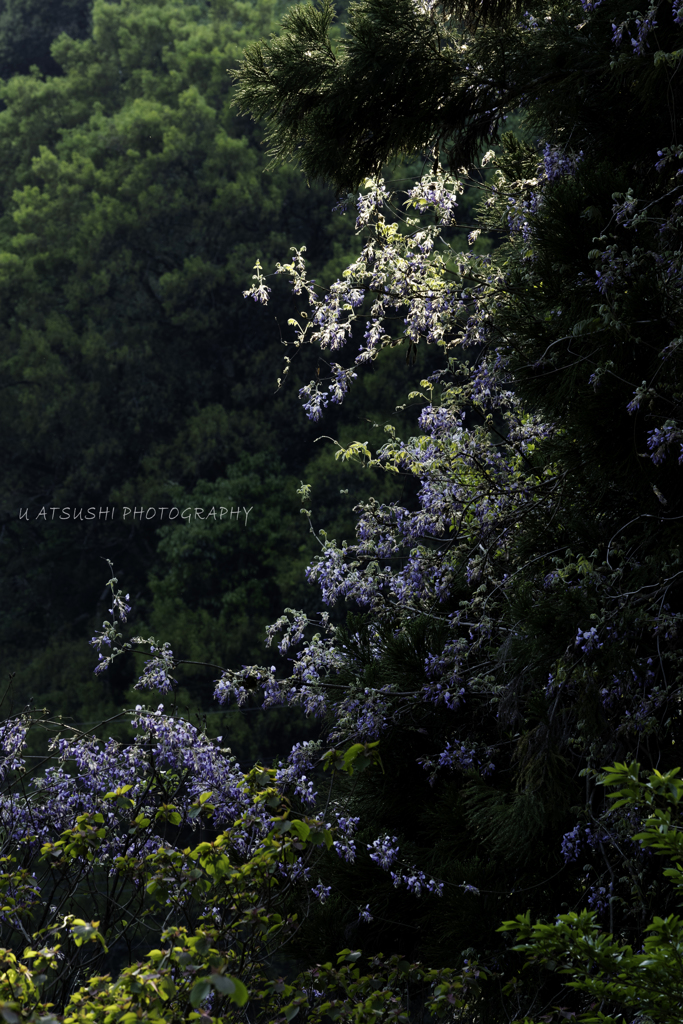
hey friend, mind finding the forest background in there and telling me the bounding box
[0,0,457,761]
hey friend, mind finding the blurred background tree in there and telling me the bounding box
[0,0,454,758]
[0,0,91,78]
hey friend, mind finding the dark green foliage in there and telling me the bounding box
[504,763,683,1023]
[234,0,683,190]
[232,0,683,1016]
[288,616,576,1001]
[234,0,515,191]
[0,0,91,78]
[0,0,380,749]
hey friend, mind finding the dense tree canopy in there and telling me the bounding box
[0,0,91,78]
[234,0,683,190]
[0,0,416,747]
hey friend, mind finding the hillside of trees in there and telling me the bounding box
[0,0,439,760]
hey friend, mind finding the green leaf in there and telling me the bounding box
[211,974,235,996]
[189,979,211,1008]
[212,976,249,1006]
[289,819,311,841]
[337,948,362,963]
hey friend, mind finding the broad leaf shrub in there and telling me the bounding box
[0,694,485,1022]
[0,572,483,1020]
[503,762,683,1024]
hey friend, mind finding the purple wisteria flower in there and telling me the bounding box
[333,815,360,863]
[312,880,332,903]
[368,835,399,870]
[587,883,612,915]
[646,422,683,464]
[136,641,177,694]
[561,825,582,863]
[575,626,602,654]
[540,143,583,183]
[242,259,272,304]
[611,5,658,53]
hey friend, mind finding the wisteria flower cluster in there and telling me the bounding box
[241,77,683,932]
